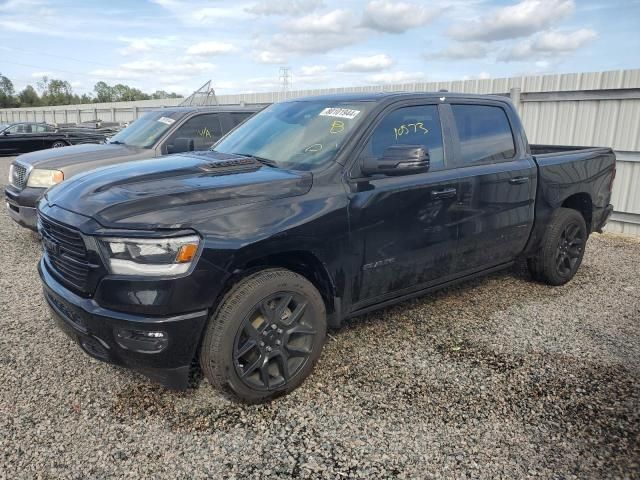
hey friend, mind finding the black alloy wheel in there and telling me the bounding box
[233,292,316,391]
[527,207,588,286]
[555,221,584,277]
[200,268,326,403]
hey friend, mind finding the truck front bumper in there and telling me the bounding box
[39,259,209,389]
[5,185,45,231]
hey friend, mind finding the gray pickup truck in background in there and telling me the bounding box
[5,105,261,230]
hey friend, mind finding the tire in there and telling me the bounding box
[200,268,326,403]
[51,140,68,148]
[527,208,587,286]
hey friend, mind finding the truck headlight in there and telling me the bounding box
[97,235,200,276]
[27,169,64,188]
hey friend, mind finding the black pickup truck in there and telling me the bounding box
[5,106,260,230]
[37,93,615,402]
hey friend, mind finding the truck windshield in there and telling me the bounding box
[108,111,183,148]
[213,100,374,170]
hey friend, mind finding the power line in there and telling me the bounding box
[0,46,116,68]
[0,59,140,82]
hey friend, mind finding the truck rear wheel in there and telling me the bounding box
[200,268,326,403]
[527,207,587,285]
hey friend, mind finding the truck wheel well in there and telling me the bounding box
[562,193,593,232]
[228,251,337,317]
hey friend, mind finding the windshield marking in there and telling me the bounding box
[394,122,429,140]
[319,107,361,119]
[157,117,175,125]
[329,120,345,134]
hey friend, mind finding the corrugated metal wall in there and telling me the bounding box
[1,69,639,234]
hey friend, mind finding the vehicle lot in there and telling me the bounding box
[0,154,638,478]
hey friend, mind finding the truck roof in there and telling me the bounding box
[291,91,511,104]
[158,105,265,115]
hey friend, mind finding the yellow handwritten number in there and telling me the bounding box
[393,122,429,140]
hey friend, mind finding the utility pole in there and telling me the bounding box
[279,67,291,97]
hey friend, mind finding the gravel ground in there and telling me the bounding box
[0,154,639,479]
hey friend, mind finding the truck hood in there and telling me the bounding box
[43,151,313,229]
[14,143,148,171]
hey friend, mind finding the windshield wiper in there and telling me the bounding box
[108,140,126,145]
[231,153,279,168]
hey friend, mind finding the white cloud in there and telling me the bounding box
[267,30,362,54]
[186,41,236,56]
[90,60,215,82]
[300,65,327,76]
[426,42,490,60]
[150,0,247,25]
[254,7,364,58]
[367,71,426,84]
[285,9,352,34]
[31,71,52,78]
[253,50,287,64]
[533,28,597,52]
[498,28,597,61]
[247,0,324,16]
[117,36,175,56]
[338,54,395,72]
[449,0,575,41]
[362,0,441,33]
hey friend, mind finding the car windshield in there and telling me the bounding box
[108,111,184,148]
[213,100,375,171]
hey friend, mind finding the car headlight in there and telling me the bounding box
[97,235,200,276]
[27,169,64,188]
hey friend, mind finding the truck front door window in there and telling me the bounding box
[363,105,445,171]
[170,114,223,151]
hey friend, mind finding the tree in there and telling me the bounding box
[152,90,182,99]
[0,73,16,108]
[93,81,114,103]
[18,85,40,107]
[37,76,75,105]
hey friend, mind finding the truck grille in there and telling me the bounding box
[10,163,28,190]
[39,214,91,293]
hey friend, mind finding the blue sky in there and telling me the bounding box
[0,0,639,97]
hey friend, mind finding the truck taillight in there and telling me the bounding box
[609,163,616,191]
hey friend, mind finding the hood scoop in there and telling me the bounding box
[199,156,260,174]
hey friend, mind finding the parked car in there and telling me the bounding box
[36,93,615,403]
[0,122,76,155]
[5,105,261,230]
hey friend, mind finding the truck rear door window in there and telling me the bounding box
[451,105,515,165]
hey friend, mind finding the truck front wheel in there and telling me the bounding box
[527,207,587,286]
[200,268,327,403]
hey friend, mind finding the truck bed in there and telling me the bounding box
[524,144,616,254]
[531,144,613,157]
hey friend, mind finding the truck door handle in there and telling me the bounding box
[431,188,457,199]
[509,176,529,185]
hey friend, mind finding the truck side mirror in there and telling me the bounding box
[361,145,430,176]
[167,137,195,154]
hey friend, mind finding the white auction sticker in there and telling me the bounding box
[157,116,176,125]
[319,108,361,120]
